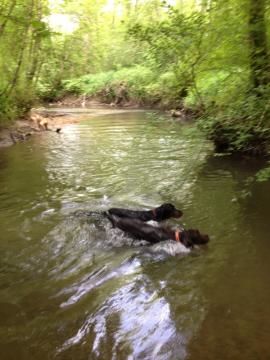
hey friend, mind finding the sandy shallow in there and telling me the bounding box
[0,104,146,148]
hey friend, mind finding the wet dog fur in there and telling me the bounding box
[107,203,182,222]
[107,214,209,248]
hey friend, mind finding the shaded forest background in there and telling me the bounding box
[1,0,270,162]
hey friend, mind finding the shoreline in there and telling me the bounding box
[0,101,148,149]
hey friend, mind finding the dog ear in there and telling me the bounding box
[181,231,194,248]
[155,205,165,221]
[156,203,174,220]
[186,237,194,248]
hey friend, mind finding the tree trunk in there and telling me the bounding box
[2,39,27,97]
[248,0,269,90]
[1,0,34,98]
[27,0,43,83]
[0,0,17,37]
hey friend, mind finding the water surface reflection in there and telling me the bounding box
[0,112,269,359]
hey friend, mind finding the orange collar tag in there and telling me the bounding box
[175,231,181,243]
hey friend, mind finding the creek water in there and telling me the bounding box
[0,111,270,360]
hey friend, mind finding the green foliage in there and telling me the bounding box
[1,0,270,157]
[128,7,206,104]
[185,69,248,108]
[63,71,115,95]
[62,66,157,104]
[256,166,270,182]
[0,98,18,126]
[0,0,52,124]
[198,95,270,155]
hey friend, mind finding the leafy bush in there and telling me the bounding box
[61,66,157,104]
[198,95,270,155]
[61,66,195,106]
[0,90,35,126]
[63,71,115,95]
[185,69,249,109]
[256,166,270,181]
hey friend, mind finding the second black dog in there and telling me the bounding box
[107,214,209,248]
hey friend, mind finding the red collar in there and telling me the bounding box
[175,230,181,243]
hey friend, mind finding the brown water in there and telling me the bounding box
[0,111,270,360]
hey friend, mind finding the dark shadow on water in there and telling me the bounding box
[186,154,270,360]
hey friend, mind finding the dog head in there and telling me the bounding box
[185,229,209,247]
[155,203,183,221]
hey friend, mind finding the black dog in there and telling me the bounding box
[73,203,182,225]
[107,214,209,248]
[107,203,182,222]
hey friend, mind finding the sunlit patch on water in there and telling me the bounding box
[58,255,143,308]
[58,275,187,360]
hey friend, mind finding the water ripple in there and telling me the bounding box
[2,111,264,360]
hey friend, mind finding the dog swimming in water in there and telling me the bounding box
[107,214,209,249]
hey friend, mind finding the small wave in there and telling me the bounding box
[105,226,149,248]
[58,277,186,359]
[59,255,142,308]
[151,240,190,256]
